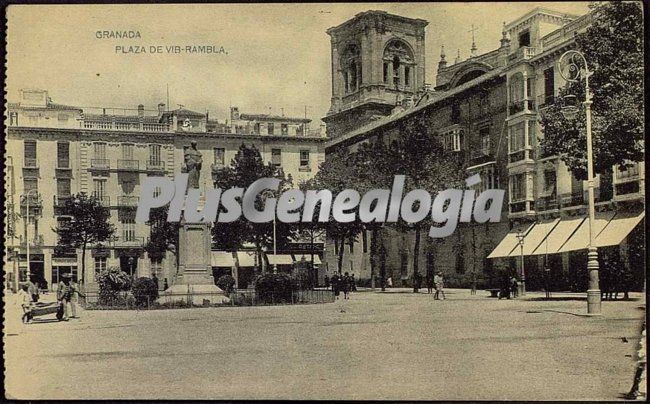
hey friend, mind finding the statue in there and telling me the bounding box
[183,140,202,189]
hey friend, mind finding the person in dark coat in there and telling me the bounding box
[331,273,341,299]
[341,272,352,299]
[499,275,511,300]
[324,275,330,290]
[152,273,160,291]
[510,276,519,298]
[351,274,357,292]
[426,274,434,294]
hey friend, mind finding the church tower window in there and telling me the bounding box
[341,44,361,94]
[384,39,414,90]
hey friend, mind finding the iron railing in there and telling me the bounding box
[90,159,110,169]
[117,159,139,171]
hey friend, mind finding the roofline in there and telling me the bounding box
[504,7,580,32]
[327,10,428,35]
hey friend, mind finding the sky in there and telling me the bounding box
[6,2,590,124]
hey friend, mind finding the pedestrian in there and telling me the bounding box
[470,273,478,295]
[498,275,511,300]
[324,274,330,290]
[426,274,434,294]
[342,272,352,299]
[69,278,80,319]
[386,276,393,288]
[152,273,160,291]
[351,274,357,292]
[332,272,341,299]
[413,272,422,292]
[27,277,40,303]
[18,284,33,323]
[163,278,169,291]
[57,274,73,321]
[510,276,519,299]
[434,272,445,300]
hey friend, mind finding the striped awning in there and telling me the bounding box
[557,211,615,253]
[236,251,257,267]
[508,219,560,257]
[487,223,534,259]
[595,211,644,248]
[293,254,322,265]
[266,254,295,266]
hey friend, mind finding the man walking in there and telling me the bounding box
[57,274,73,321]
[434,272,445,300]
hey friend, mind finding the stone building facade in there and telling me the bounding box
[5,91,327,291]
[321,7,645,290]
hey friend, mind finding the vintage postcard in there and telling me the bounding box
[3,2,646,400]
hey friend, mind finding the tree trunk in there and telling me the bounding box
[413,226,421,293]
[337,236,345,274]
[370,227,378,290]
[81,243,86,285]
[310,231,315,289]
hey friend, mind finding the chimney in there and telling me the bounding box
[138,104,145,117]
[158,103,165,115]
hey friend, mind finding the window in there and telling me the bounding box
[57,178,71,197]
[543,67,555,105]
[24,140,37,167]
[121,143,134,160]
[121,214,136,241]
[383,62,389,83]
[471,166,497,194]
[404,66,410,87]
[93,179,106,199]
[527,121,536,149]
[267,123,274,135]
[342,44,361,93]
[94,256,108,274]
[254,123,261,134]
[518,30,530,47]
[526,77,535,98]
[509,122,525,152]
[300,150,310,167]
[94,142,107,159]
[451,104,461,124]
[281,124,288,136]
[510,173,527,201]
[57,142,70,168]
[383,40,414,90]
[543,170,557,196]
[509,76,524,103]
[271,149,282,167]
[149,144,161,165]
[392,56,400,88]
[479,127,490,155]
[443,130,462,152]
[10,112,18,126]
[213,148,225,166]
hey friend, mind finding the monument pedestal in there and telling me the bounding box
[162,221,229,304]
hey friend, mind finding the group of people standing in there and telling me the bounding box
[324,272,357,300]
[17,273,80,323]
[425,272,446,300]
[499,276,519,300]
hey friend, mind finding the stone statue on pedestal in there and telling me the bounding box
[183,140,203,189]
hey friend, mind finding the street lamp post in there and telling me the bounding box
[558,50,601,315]
[515,230,526,296]
[24,189,40,283]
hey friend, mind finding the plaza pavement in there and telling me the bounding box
[3,288,645,400]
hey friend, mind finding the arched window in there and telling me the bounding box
[383,39,414,89]
[341,44,361,94]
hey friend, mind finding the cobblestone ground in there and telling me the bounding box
[3,288,645,400]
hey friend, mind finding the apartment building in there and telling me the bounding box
[5,90,327,291]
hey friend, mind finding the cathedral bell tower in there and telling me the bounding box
[322,11,428,139]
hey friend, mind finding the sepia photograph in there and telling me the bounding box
[2,1,646,400]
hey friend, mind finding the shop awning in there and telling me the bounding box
[508,219,560,257]
[595,211,644,248]
[557,211,615,253]
[531,217,585,255]
[267,254,295,265]
[293,254,322,265]
[487,223,535,259]
[236,251,257,267]
[211,251,235,267]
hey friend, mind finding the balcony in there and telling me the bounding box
[20,234,45,248]
[116,159,139,171]
[54,195,72,215]
[117,195,139,208]
[508,99,536,116]
[508,46,537,63]
[83,120,171,132]
[23,157,38,168]
[112,236,145,248]
[535,194,559,212]
[559,192,585,209]
[146,160,166,173]
[90,159,110,170]
[91,195,111,207]
[509,200,528,214]
[536,94,556,110]
[20,193,42,207]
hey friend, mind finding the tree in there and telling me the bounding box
[211,143,293,271]
[144,205,180,262]
[54,193,115,285]
[294,178,328,287]
[386,117,465,292]
[311,148,364,274]
[540,2,643,179]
